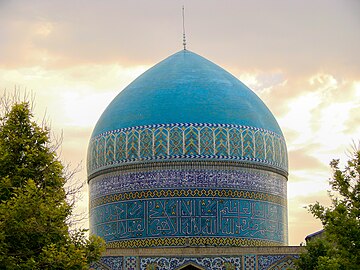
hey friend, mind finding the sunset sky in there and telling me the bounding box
[1,0,359,245]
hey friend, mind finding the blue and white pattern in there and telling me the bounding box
[90,256,123,270]
[88,123,288,176]
[124,257,137,270]
[90,196,287,245]
[244,254,256,270]
[89,167,287,201]
[266,256,298,270]
[258,255,299,269]
[140,256,242,270]
[89,154,288,247]
[91,254,299,270]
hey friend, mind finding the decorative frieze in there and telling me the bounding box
[88,123,288,176]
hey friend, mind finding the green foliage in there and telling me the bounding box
[296,148,360,270]
[0,102,105,269]
[223,262,236,270]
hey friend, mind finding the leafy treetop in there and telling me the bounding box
[296,147,360,270]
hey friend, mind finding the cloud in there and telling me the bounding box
[1,0,359,73]
[255,72,360,169]
[289,148,328,171]
[344,82,360,133]
[345,106,360,134]
[0,63,148,126]
[288,191,331,245]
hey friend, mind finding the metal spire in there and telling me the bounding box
[182,6,187,50]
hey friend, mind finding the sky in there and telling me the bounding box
[1,0,359,245]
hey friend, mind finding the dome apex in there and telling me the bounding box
[92,50,282,138]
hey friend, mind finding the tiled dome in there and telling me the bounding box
[92,50,283,137]
[88,50,289,248]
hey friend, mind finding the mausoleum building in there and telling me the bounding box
[88,50,301,270]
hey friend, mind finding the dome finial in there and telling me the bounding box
[182,5,187,50]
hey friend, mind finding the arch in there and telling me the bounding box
[176,262,205,270]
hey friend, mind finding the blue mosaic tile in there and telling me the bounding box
[89,167,287,201]
[268,256,298,270]
[90,254,299,269]
[90,256,123,270]
[244,254,256,270]
[140,256,242,270]
[124,256,137,270]
[90,196,287,246]
[88,123,288,176]
[258,255,299,270]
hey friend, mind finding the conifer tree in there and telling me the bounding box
[0,101,104,269]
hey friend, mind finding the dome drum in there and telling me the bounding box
[88,50,289,249]
[89,160,288,248]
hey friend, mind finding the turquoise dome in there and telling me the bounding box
[88,50,289,248]
[92,50,282,138]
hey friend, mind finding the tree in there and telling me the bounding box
[0,101,105,269]
[296,147,360,270]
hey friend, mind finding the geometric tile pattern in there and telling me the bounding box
[88,124,289,248]
[90,188,286,208]
[140,256,242,270]
[258,255,299,270]
[267,256,297,270]
[258,255,288,269]
[89,166,287,201]
[90,256,124,270]
[88,123,288,176]
[105,237,281,249]
[124,256,137,270]
[244,254,256,270]
[91,254,299,270]
[89,152,289,248]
